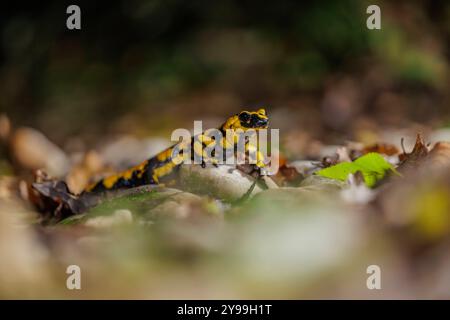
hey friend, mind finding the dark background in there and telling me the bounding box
[1,0,449,145]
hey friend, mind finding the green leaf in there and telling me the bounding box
[316,152,398,188]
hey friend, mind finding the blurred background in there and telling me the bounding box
[1,0,450,299]
[1,0,449,146]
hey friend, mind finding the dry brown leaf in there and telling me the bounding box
[362,143,399,156]
[30,171,100,223]
[66,150,104,195]
[321,146,351,168]
[272,155,303,186]
[398,133,430,170]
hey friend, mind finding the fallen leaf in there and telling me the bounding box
[316,152,398,188]
[362,143,400,157]
[31,173,101,223]
[320,146,352,168]
[398,133,429,169]
[66,150,104,195]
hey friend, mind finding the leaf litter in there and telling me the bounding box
[2,114,450,298]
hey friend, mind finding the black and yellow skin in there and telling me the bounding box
[84,108,269,193]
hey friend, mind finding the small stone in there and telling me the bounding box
[179,164,263,201]
[11,127,69,177]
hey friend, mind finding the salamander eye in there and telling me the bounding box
[238,112,250,122]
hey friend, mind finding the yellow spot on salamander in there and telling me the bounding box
[103,174,120,189]
[152,162,176,181]
[193,141,204,157]
[98,160,149,190]
[156,148,173,162]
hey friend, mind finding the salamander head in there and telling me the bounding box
[222,108,269,131]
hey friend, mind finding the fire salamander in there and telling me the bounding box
[84,109,269,193]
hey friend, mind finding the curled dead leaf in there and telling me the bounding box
[398,133,430,170]
[320,146,353,168]
[30,171,101,223]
